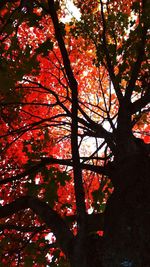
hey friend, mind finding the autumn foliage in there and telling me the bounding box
[0,0,149,266]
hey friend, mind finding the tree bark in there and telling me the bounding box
[102,148,150,267]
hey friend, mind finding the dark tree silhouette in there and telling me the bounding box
[0,0,150,266]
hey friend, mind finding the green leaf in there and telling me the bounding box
[37,255,48,264]
[117,47,123,55]
[0,237,11,246]
[131,2,140,12]
[119,62,128,73]
[108,44,116,54]
[61,203,72,209]
[54,0,60,11]
[24,258,33,266]
[28,13,41,27]
[35,39,53,56]
[57,171,71,186]
[27,183,39,195]
[59,22,66,36]
[92,188,106,212]
[99,202,106,213]
[26,243,37,253]
[45,179,58,206]
[0,71,14,94]
[44,128,50,142]
[134,85,141,92]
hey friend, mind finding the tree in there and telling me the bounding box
[0,0,150,266]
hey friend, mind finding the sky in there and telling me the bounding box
[62,0,81,22]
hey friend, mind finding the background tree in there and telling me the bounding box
[0,0,150,266]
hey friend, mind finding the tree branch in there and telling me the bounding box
[0,196,74,256]
[0,0,18,10]
[0,224,45,232]
[125,1,148,102]
[47,0,77,89]
[100,0,123,102]
[65,213,104,232]
[130,90,150,114]
[0,157,111,186]
[47,1,86,217]
[78,106,116,153]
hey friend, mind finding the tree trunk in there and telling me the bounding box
[102,150,150,267]
[69,142,150,267]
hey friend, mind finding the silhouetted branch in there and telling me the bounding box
[0,196,74,256]
[130,91,150,114]
[0,157,111,186]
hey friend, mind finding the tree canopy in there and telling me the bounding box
[0,0,150,266]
